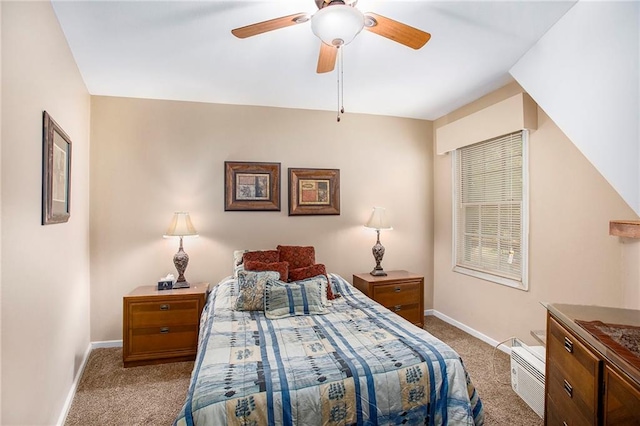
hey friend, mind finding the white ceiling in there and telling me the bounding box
[51,0,576,120]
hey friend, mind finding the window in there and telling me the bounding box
[453,131,528,290]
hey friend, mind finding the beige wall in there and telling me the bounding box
[1,2,91,425]
[0,2,2,421]
[433,82,640,344]
[621,239,640,308]
[90,96,434,341]
[0,1,4,420]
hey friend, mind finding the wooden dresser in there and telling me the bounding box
[123,283,208,367]
[353,270,424,327]
[545,304,640,425]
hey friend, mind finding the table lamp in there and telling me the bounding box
[164,212,198,288]
[364,207,393,276]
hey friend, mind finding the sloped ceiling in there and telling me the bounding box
[52,0,575,120]
[510,1,640,216]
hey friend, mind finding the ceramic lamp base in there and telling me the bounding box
[173,236,191,288]
[370,230,387,276]
[370,267,387,277]
[172,280,190,289]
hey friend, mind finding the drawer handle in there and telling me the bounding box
[564,337,573,353]
[563,379,573,398]
[160,304,170,311]
[160,327,170,334]
[393,305,402,312]
[394,287,401,293]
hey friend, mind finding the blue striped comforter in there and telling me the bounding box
[175,274,484,425]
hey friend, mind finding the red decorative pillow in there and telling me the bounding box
[277,245,315,270]
[289,264,336,300]
[244,261,289,282]
[243,250,279,265]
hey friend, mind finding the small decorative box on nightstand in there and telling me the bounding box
[122,283,208,367]
[353,271,424,327]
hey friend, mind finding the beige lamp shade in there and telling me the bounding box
[164,212,198,237]
[364,207,393,231]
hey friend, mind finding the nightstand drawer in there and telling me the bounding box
[129,325,198,355]
[123,284,208,367]
[373,281,421,307]
[129,300,200,328]
[388,303,422,324]
[353,271,424,327]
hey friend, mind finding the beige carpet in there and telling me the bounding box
[423,316,543,426]
[64,349,193,426]
[65,316,543,425]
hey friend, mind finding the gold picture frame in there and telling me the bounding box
[42,111,72,225]
[224,161,281,211]
[288,168,340,216]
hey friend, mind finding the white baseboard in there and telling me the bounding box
[56,340,124,425]
[91,339,123,349]
[56,343,92,426]
[425,309,511,355]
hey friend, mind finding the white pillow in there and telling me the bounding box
[232,250,249,278]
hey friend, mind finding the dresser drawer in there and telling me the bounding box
[545,306,640,426]
[546,395,590,426]
[547,361,596,425]
[129,299,200,328]
[547,317,600,423]
[372,281,421,307]
[604,365,640,425]
[129,325,198,355]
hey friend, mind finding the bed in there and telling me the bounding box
[174,269,484,426]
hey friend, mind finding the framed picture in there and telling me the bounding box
[42,111,72,225]
[225,161,281,211]
[288,168,340,216]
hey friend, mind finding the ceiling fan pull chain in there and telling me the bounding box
[340,46,345,115]
[336,46,342,122]
[336,46,345,122]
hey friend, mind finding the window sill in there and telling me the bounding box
[453,266,528,291]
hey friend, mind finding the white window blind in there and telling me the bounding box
[453,131,528,290]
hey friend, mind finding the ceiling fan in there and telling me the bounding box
[231,0,431,74]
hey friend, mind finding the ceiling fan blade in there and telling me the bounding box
[317,42,337,74]
[363,12,431,50]
[232,13,309,39]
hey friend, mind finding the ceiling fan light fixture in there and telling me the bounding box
[294,14,311,24]
[311,4,364,47]
[364,16,377,28]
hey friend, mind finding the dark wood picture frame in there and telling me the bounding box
[42,111,72,225]
[224,161,281,211]
[288,168,340,216]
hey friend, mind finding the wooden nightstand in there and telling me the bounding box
[353,271,424,327]
[123,283,208,367]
